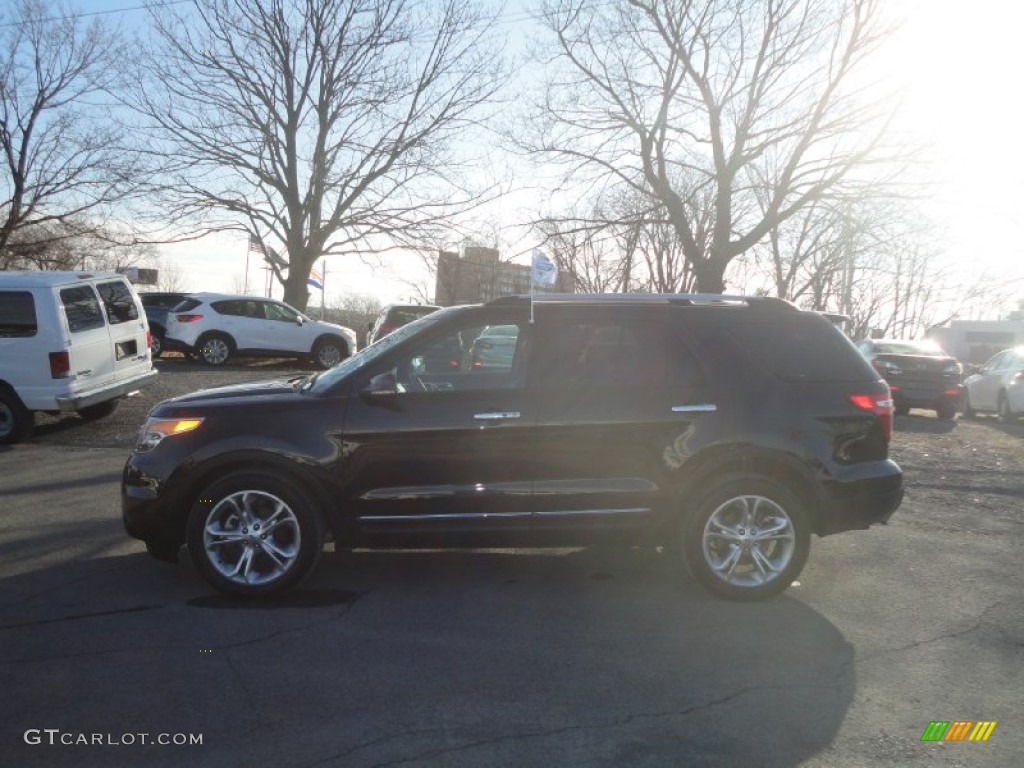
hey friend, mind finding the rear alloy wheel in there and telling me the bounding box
[997,393,1017,424]
[314,338,346,370]
[197,333,232,366]
[0,389,34,445]
[186,472,324,596]
[683,476,810,601]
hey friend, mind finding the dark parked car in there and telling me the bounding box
[469,324,519,371]
[123,294,903,601]
[856,338,962,418]
[139,292,193,357]
[367,303,441,345]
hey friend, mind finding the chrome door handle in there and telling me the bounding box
[672,404,717,413]
[474,411,521,420]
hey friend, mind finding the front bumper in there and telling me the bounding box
[56,370,159,413]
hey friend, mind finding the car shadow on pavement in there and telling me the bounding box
[0,544,856,768]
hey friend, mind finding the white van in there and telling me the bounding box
[0,271,158,444]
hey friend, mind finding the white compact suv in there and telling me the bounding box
[962,346,1024,422]
[163,293,358,368]
[0,271,157,444]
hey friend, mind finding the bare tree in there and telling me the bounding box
[526,0,900,292]
[127,0,505,310]
[0,0,139,264]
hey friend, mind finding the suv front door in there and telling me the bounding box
[342,308,537,540]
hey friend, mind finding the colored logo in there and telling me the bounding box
[921,721,997,742]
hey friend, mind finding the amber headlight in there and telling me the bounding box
[136,417,204,452]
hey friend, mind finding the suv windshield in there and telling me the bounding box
[310,306,461,392]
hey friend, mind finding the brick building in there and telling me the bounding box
[434,247,573,306]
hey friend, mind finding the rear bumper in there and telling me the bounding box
[55,369,158,413]
[817,463,904,536]
[889,383,962,409]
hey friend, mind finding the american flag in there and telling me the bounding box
[248,234,266,254]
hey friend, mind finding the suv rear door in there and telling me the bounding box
[527,305,709,539]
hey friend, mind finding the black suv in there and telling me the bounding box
[139,292,192,358]
[123,294,903,600]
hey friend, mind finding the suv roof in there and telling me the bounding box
[487,293,798,310]
[0,271,130,288]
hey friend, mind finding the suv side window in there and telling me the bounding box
[265,302,299,323]
[371,318,528,393]
[0,291,37,338]
[96,280,139,325]
[60,286,105,333]
[534,317,680,390]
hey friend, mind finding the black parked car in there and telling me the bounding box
[123,294,903,601]
[139,292,193,358]
[856,338,962,418]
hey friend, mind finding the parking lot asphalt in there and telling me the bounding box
[1,358,1022,767]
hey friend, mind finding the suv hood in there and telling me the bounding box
[164,378,303,406]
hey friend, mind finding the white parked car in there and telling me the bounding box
[0,271,157,444]
[962,347,1024,423]
[163,293,358,368]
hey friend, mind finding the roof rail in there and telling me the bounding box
[485,293,797,310]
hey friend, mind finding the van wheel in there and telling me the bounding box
[682,475,810,601]
[196,333,233,366]
[79,400,119,420]
[186,472,325,597]
[0,388,34,445]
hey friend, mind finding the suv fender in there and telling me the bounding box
[669,445,826,535]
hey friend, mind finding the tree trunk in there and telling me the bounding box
[693,259,727,294]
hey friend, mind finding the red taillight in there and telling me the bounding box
[1015,371,1024,382]
[850,391,894,443]
[49,351,71,379]
[944,388,960,396]
[176,314,203,323]
[146,330,152,349]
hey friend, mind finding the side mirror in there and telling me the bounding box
[361,372,399,399]
[296,315,305,325]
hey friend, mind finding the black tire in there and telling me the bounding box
[79,399,119,420]
[151,329,164,358]
[935,402,956,420]
[186,471,325,597]
[997,393,1016,424]
[0,388,34,445]
[962,391,976,419]
[313,336,347,370]
[196,332,233,366]
[682,475,810,601]
[894,402,910,417]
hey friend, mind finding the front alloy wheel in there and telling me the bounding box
[684,476,809,601]
[187,473,324,596]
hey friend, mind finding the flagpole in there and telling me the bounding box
[320,260,326,321]
[244,246,250,294]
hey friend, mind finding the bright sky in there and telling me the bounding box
[22,0,1024,312]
